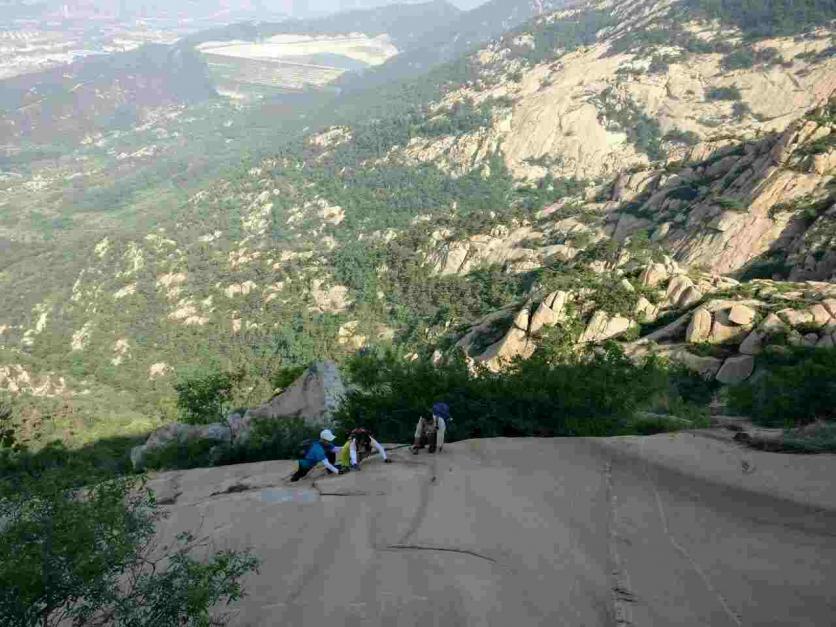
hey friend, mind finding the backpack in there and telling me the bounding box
[297,439,315,460]
[350,428,372,451]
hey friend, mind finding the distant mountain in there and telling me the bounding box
[336,0,569,89]
[0,44,215,144]
[179,0,462,52]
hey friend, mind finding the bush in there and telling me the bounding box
[174,367,244,425]
[706,86,742,101]
[0,470,258,626]
[141,418,320,471]
[728,347,836,427]
[335,346,712,442]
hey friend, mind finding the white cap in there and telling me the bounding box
[320,429,336,442]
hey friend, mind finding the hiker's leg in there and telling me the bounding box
[428,431,438,454]
[290,463,311,482]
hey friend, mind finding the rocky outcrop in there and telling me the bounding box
[242,361,345,430]
[131,362,347,470]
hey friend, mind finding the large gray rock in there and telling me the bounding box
[739,331,764,355]
[244,360,346,429]
[131,422,232,471]
[685,308,712,343]
[716,355,755,385]
[677,350,724,379]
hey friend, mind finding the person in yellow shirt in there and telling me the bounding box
[336,428,390,471]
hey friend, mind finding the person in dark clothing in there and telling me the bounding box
[290,429,343,482]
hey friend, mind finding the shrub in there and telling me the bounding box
[717,196,748,212]
[220,418,319,466]
[706,86,742,101]
[663,129,700,146]
[732,101,751,119]
[0,471,258,626]
[728,347,836,427]
[335,346,712,442]
[174,367,244,425]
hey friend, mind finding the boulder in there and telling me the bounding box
[639,262,669,288]
[244,361,345,429]
[728,304,757,326]
[823,299,836,318]
[546,290,570,315]
[678,350,724,379]
[665,275,694,306]
[634,296,659,323]
[816,334,835,349]
[676,286,704,309]
[685,308,712,343]
[709,310,749,344]
[778,308,814,328]
[759,313,787,333]
[620,278,636,293]
[808,303,833,327]
[716,355,755,385]
[580,311,636,343]
[739,331,764,355]
[529,302,560,335]
[512,307,531,331]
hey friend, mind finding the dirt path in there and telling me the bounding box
[148,434,836,626]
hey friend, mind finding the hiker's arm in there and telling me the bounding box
[321,458,340,474]
[349,440,358,466]
[437,419,446,450]
[370,437,387,460]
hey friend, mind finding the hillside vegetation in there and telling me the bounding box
[0,0,834,461]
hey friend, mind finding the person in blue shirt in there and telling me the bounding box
[290,429,344,482]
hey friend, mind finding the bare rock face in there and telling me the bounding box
[529,291,569,335]
[685,308,712,343]
[243,361,346,429]
[478,327,535,372]
[716,355,755,385]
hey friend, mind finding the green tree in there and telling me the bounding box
[0,472,258,626]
